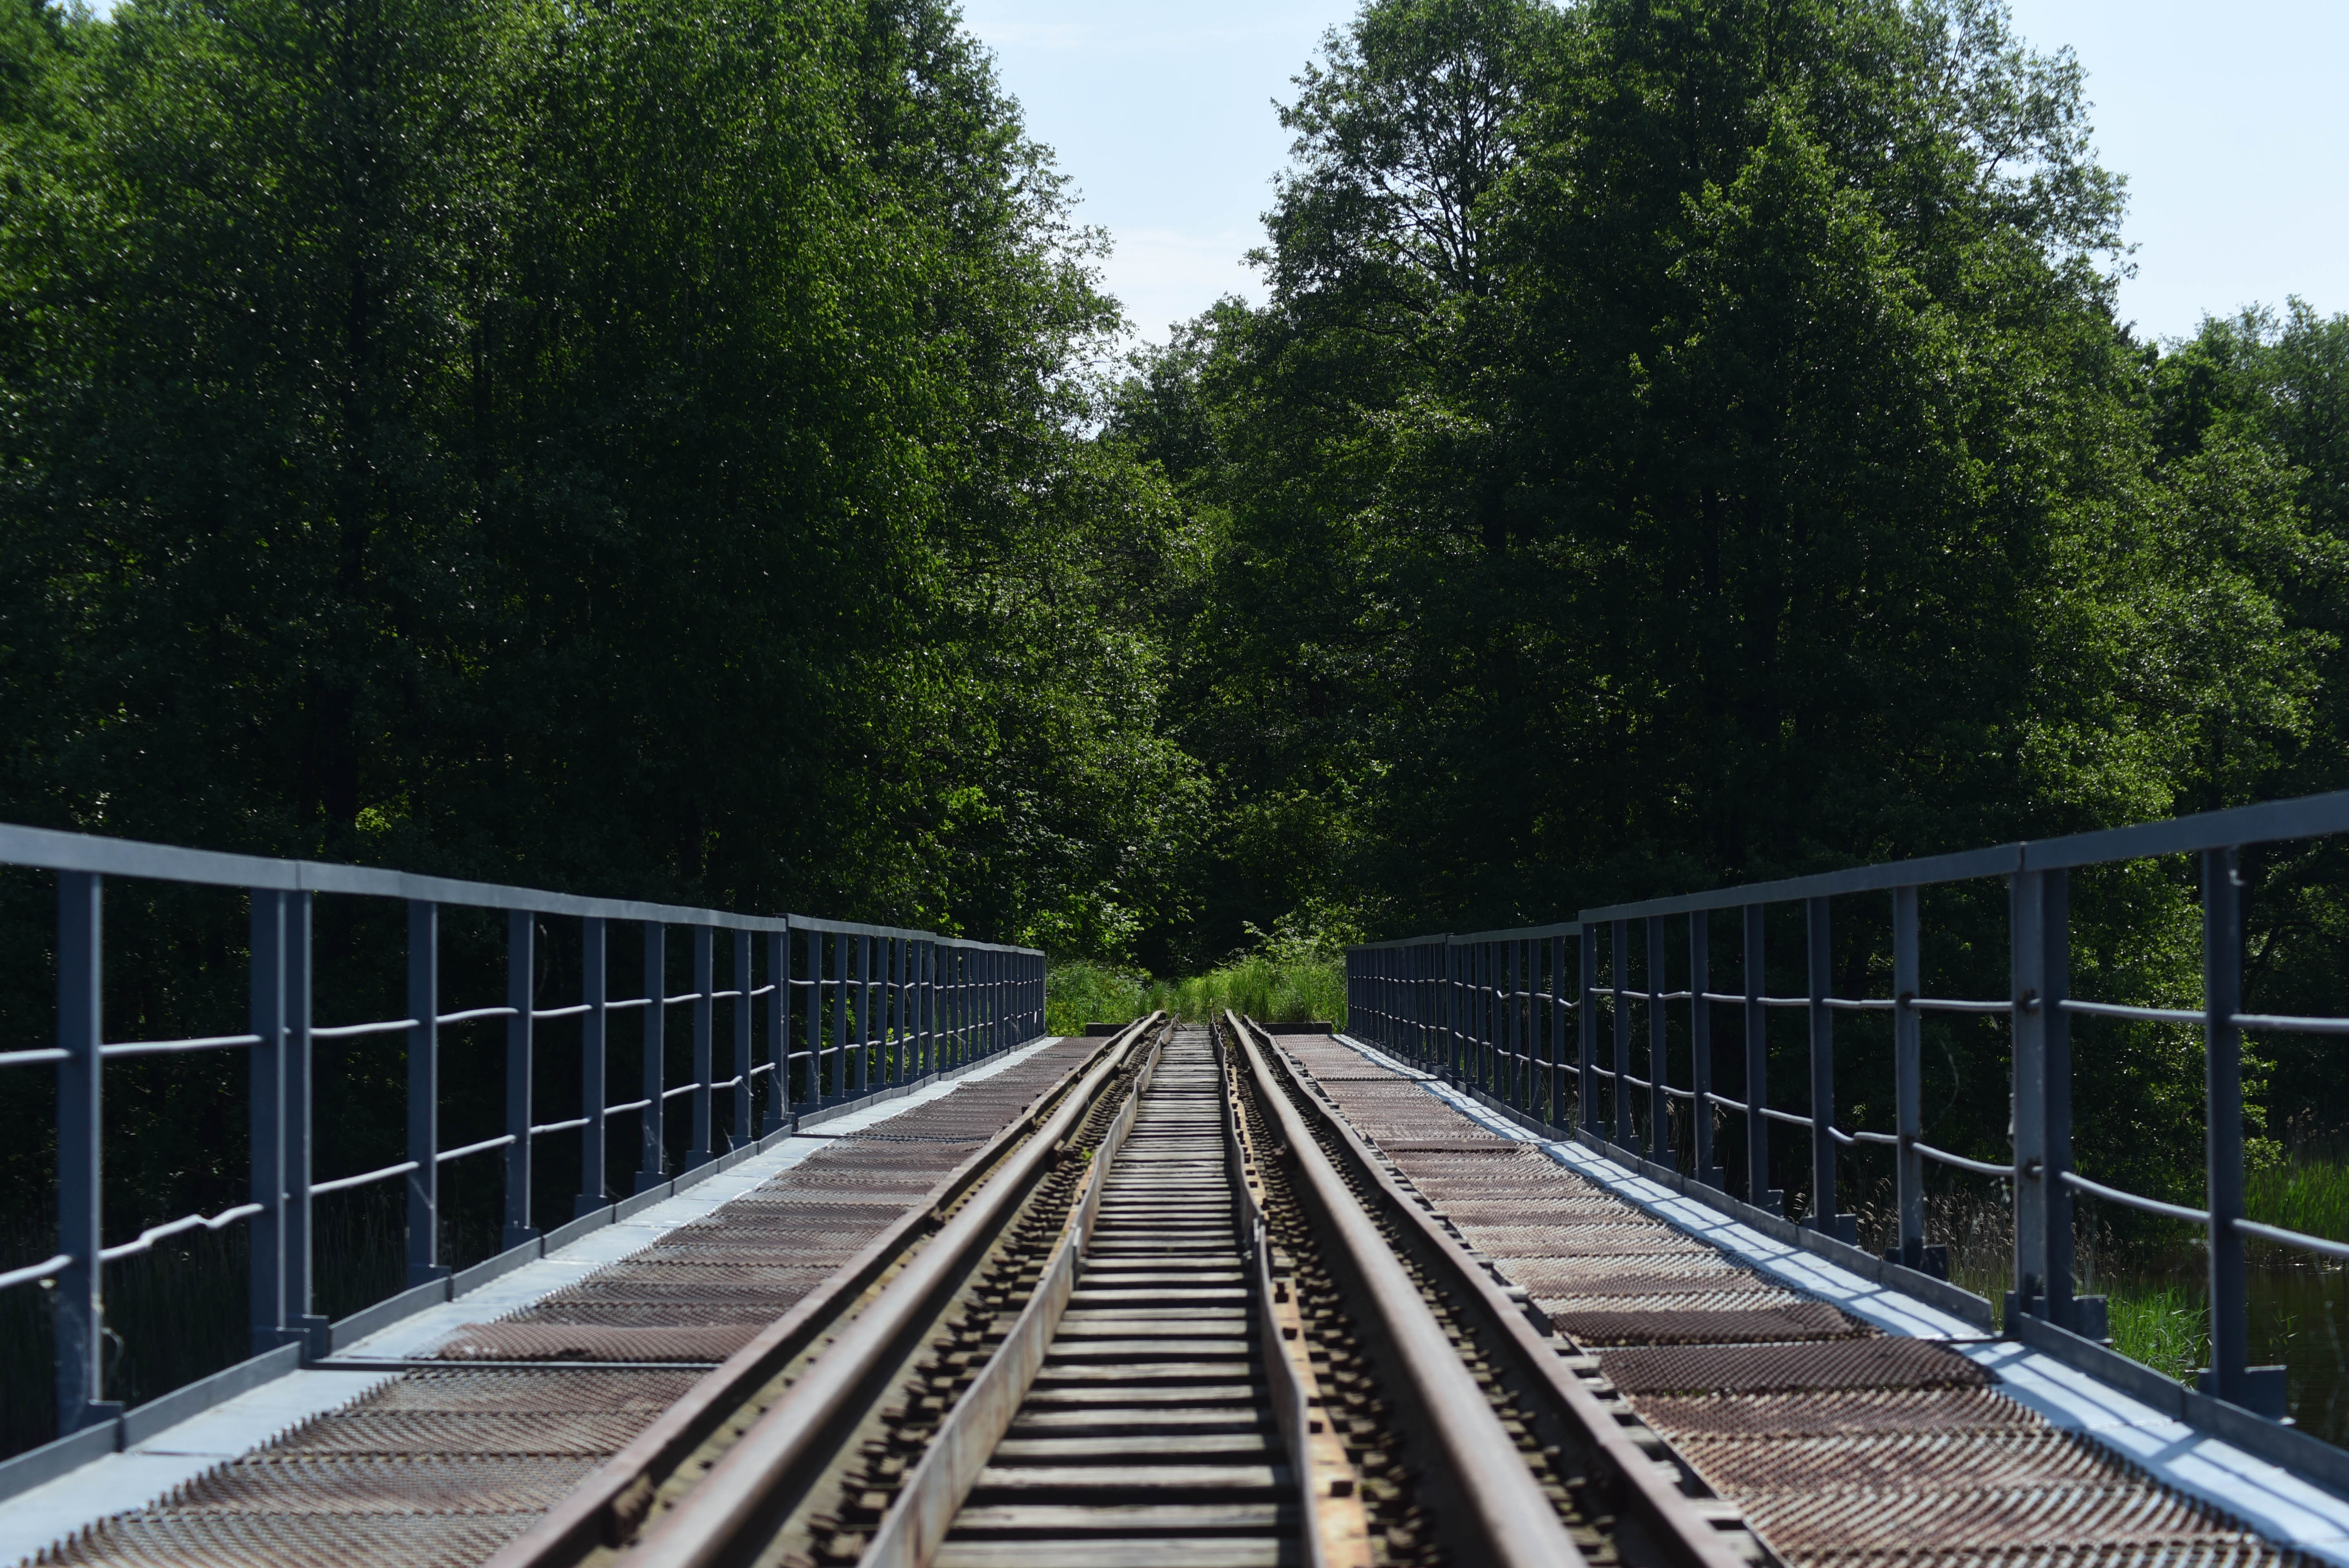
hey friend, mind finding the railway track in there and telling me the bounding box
[496,1013,1764,1568]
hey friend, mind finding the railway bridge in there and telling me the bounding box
[4,797,2349,1567]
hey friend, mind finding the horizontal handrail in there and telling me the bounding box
[530,1116,591,1136]
[0,819,1039,950]
[436,1134,517,1163]
[2061,998,2205,1025]
[310,1160,420,1196]
[313,1018,419,1040]
[98,1203,265,1262]
[2234,1217,2349,1261]
[2060,1169,2210,1224]
[608,1096,655,1115]
[436,1005,519,1026]
[102,1031,263,1056]
[0,1253,74,1292]
[1916,1142,2014,1178]
[0,1047,72,1067]
[1911,996,2013,1015]
[2230,1011,2349,1036]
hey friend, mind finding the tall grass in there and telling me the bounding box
[1161,956,1345,1025]
[2246,1136,2349,1257]
[1044,960,1154,1036]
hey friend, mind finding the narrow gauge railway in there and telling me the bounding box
[489,1015,1764,1568]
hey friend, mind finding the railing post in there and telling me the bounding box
[284,891,322,1352]
[504,910,537,1252]
[920,939,936,1073]
[2200,846,2282,1414]
[1647,915,1668,1167]
[734,929,754,1148]
[406,900,446,1286]
[1551,934,1569,1128]
[2010,869,2075,1321]
[1690,912,1720,1188]
[810,927,828,1096]
[251,889,289,1350]
[855,934,872,1090]
[1612,919,1633,1154]
[577,917,608,1217]
[1744,903,1778,1214]
[1578,929,1598,1134]
[1805,896,1852,1242]
[637,922,666,1192]
[1891,886,1926,1270]
[689,924,714,1167]
[766,928,790,1133]
[56,871,118,1435]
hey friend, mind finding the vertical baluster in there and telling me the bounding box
[733,929,754,1149]
[1892,887,1926,1270]
[1690,911,1719,1188]
[1744,904,1777,1214]
[577,918,608,1217]
[1648,915,1668,1167]
[1612,919,1633,1153]
[689,924,714,1167]
[767,927,790,1134]
[284,892,321,1350]
[828,931,846,1096]
[2202,846,2276,1413]
[251,889,287,1349]
[406,900,445,1285]
[1578,928,1598,1135]
[56,871,117,1434]
[637,922,666,1192]
[504,910,537,1252]
[1805,896,1851,1242]
[1551,934,1569,1129]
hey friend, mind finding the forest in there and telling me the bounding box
[5,0,2349,1443]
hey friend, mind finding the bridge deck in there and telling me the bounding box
[7,1037,1098,1568]
[1276,1030,2342,1568]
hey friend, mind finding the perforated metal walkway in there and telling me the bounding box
[1274,1031,2321,1568]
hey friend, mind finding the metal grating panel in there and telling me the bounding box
[1554,1301,1865,1345]
[1635,1388,2043,1440]
[1595,1337,1986,1396]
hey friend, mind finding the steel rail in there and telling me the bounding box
[1236,1015,1758,1568]
[1230,1014,1592,1568]
[854,1029,1166,1568]
[482,1021,1150,1568]
[616,1023,1148,1568]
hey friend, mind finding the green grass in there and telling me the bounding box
[1160,956,1345,1025]
[1044,960,1155,1036]
[2108,1280,2209,1382]
[1044,955,1348,1033]
[2245,1149,2349,1254]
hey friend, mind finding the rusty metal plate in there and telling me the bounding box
[432,1322,760,1361]
[1634,1388,2044,1441]
[1738,1472,2263,1555]
[275,1411,656,1457]
[1681,1431,2140,1494]
[362,1368,700,1413]
[45,1513,536,1568]
[1557,1301,1865,1346]
[164,1455,600,1515]
[1596,1338,1988,1396]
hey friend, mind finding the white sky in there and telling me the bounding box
[961,0,2349,349]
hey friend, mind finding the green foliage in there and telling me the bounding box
[1163,956,1347,1026]
[2109,1281,2210,1385]
[1044,960,1152,1036]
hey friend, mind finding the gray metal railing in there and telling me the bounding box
[0,821,1045,1441]
[1345,788,2349,1426]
